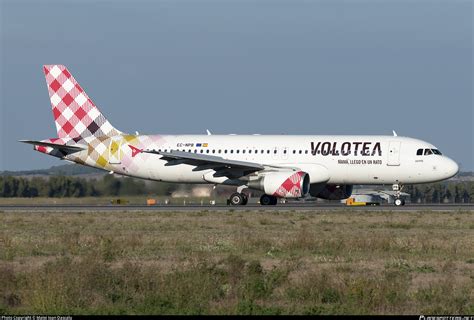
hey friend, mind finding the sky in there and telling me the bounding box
[0,0,472,171]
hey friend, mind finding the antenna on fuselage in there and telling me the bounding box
[206,129,212,136]
[392,130,398,137]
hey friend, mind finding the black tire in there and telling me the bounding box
[230,192,243,206]
[260,194,277,206]
[241,193,248,205]
[394,198,403,206]
[260,194,272,206]
[270,196,278,205]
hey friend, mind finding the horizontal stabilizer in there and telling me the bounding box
[19,140,86,153]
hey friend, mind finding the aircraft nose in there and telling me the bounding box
[443,157,459,179]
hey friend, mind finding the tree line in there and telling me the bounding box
[404,182,474,204]
[0,175,173,198]
[1,175,474,203]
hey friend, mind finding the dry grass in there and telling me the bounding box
[0,209,473,314]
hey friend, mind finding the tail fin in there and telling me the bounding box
[43,65,121,139]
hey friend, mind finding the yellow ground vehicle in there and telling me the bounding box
[345,197,380,206]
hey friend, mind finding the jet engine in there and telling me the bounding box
[248,171,310,198]
[311,184,353,200]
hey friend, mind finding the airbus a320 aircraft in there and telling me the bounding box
[21,65,459,206]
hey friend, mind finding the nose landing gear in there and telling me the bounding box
[394,198,405,206]
[392,183,405,206]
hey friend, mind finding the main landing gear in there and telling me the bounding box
[228,185,249,206]
[392,183,405,206]
[228,185,279,206]
[228,193,279,206]
[229,192,248,206]
[259,194,277,206]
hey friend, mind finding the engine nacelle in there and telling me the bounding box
[248,171,310,198]
[311,184,353,200]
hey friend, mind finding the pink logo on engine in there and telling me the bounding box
[273,171,305,197]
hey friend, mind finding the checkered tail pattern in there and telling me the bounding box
[43,65,121,139]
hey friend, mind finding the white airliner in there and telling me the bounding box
[20,65,459,206]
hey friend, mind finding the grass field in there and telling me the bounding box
[0,209,473,315]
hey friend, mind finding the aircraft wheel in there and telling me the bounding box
[241,193,248,205]
[394,198,404,206]
[230,192,244,206]
[260,194,277,206]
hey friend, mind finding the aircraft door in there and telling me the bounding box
[108,136,123,164]
[387,141,401,166]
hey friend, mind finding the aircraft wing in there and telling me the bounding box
[142,150,331,182]
[142,149,265,172]
[19,140,86,153]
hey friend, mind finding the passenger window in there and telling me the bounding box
[305,150,308,154]
[224,150,227,154]
[230,150,234,154]
[416,149,423,156]
[424,149,432,155]
[206,150,209,153]
[242,150,246,154]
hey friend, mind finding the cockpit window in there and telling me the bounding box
[418,148,442,156]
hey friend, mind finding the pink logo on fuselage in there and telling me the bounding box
[128,145,143,157]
